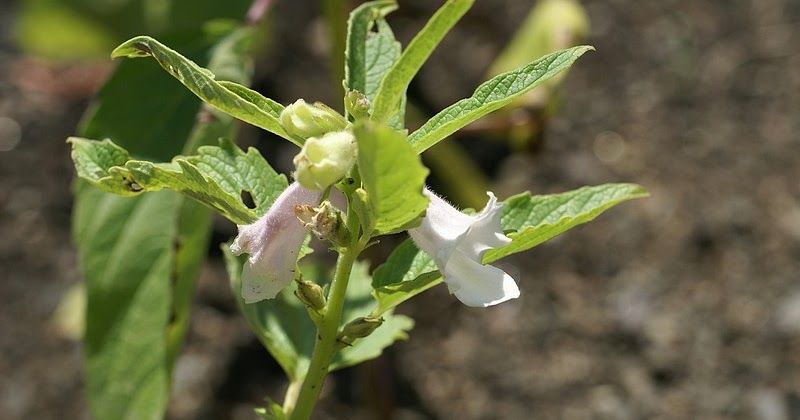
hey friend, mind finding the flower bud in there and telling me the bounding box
[293,130,357,190]
[344,90,371,120]
[280,99,347,140]
[294,201,350,247]
[294,276,326,311]
[339,316,383,343]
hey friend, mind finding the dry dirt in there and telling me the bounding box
[1,0,799,419]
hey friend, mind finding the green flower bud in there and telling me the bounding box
[293,130,357,190]
[294,277,326,311]
[339,316,383,343]
[344,90,371,120]
[280,99,347,140]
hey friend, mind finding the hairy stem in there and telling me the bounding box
[286,242,361,419]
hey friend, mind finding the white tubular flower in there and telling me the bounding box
[408,189,520,307]
[230,182,321,303]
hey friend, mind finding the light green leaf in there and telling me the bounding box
[69,138,136,195]
[344,0,397,96]
[111,35,297,145]
[408,45,593,153]
[72,26,254,420]
[370,0,474,123]
[332,261,414,371]
[69,137,287,224]
[354,121,429,235]
[371,239,439,317]
[483,183,648,263]
[344,1,405,128]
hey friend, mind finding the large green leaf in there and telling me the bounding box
[111,35,297,145]
[73,26,254,420]
[371,184,647,314]
[69,137,287,225]
[408,45,593,153]
[483,183,648,263]
[354,121,429,235]
[370,0,474,123]
[15,0,252,60]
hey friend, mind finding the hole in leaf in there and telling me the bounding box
[241,190,256,209]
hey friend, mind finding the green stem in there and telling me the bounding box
[287,238,364,419]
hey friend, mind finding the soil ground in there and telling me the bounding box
[1,0,799,419]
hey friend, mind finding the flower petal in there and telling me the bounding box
[409,188,520,307]
[444,250,520,307]
[230,182,321,303]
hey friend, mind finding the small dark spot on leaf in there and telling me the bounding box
[241,190,256,209]
[133,41,152,54]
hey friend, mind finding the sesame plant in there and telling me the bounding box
[68,0,647,418]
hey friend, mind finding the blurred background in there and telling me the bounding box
[1,0,800,418]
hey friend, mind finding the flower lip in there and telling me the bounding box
[231,182,322,303]
[408,188,520,307]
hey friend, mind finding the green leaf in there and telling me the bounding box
[483,183,648,263]
[332,261,414,371]
[370,0,474,123]
[344,1,404,128]
[74,189,180,420]
[354,121,429,235]
[371,239,439,317]
[73,26,253,420]
[408,45,594,153]
[344,0,398,96]
[370,184,647,314]
[69,137,287,224]
[111,35,297,145]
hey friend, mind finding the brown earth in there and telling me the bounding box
[1,0,799,419]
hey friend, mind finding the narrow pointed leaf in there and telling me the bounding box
[370,0,474,123]
[483,183,648,263]
[371,184,646,314]
[111,36,297,145]
[409,45,593,153]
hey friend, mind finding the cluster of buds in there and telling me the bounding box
[280,99,357,191]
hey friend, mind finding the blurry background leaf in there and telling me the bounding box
[14,0,251,60]
[72,24,254,419]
